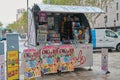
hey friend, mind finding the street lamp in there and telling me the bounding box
[27,0,29,29]
[27,0,29,42]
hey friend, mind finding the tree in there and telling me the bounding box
[16,11,27,33]
[43,0,113,27]
[0,22,3,27]
[7,11,27,33]
[85,0,113,28]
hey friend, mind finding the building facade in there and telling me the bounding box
[94,0,120,32]
[16,8,25,21]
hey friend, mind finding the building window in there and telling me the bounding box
[116,2,119,10]
[106,6,108,12]
[117,13,119,21]
[104,15,107,27]
[104,15,108,23]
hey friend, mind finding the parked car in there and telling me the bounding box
[91,29,120,51]
[117,31,120,36]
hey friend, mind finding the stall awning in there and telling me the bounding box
[37,4,104,13]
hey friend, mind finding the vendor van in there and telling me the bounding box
[91,29,120,51]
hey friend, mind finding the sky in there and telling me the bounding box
[0,0,42,27]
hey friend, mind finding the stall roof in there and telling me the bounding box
[37,4,104,13]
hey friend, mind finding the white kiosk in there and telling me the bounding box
[27,4,104,72]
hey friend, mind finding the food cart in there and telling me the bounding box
[28,4,104,73]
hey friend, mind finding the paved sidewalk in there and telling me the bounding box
[20,52,120,80]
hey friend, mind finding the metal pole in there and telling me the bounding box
[27,0,29,44]
[16,13,18,31]
[26,0,29,48]
[27,0,29,31]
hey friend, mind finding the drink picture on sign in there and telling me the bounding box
[73,44,93,68]
[59,45,75,72]
[72,50,86,67]
[23,49,41,79]
[41,46,58,74]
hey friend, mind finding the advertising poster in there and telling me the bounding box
[59,45,75,72]
[48,17,54,29]
[38,12,47,23]
[0,55,5,80]
[101,48,108,72]
[41,46,58,74]
[7,51,19,80]
[23,49,41,79]
[73,44,93,68]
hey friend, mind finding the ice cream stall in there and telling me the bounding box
[28,4,104,73]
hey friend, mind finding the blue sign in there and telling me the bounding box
[0,42,4,55]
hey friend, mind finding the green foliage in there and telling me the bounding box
[43,0,113,7]
[0,22,2,27]
[7,11,27,33]
[43,0,80,5]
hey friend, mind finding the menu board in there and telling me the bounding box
[41,46,58,74]
[59,45,75,72]
[7,51,19,80]
[23,49,41,79]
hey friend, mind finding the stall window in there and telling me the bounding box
[106,6,108,12]
[105,30,118,38]
[116,13,119,21]
[116,2,119,10]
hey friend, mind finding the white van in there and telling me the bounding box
[91,29,120,51]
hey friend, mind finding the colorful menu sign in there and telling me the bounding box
[0,55,5,80]
[23,49,41,79]
[7,51,19,80]
[41,46,58,74]
[59,45,75,72]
